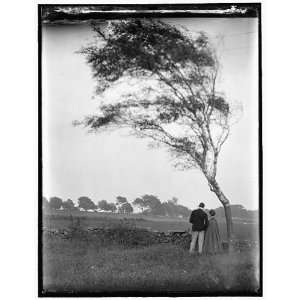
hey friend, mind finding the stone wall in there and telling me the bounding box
[43,227,258,251]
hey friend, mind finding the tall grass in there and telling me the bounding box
[42,212,260,295]
[43,233,259,295]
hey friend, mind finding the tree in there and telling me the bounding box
[49,197,63,210]
[175,204,191,218]
[77,19,237,246]
[78,196,96,210]
[141,194,165,215]
[133,194,166,216]
[98,199,108,211]
[161,201,177,217]
[132,197,146,212]
[118,202,133,214]
[98,200,117,212]
[42,196,50,212]
[98,199,115,212]
[107,203,117,213]
[62,199,75,210]
[116,196,127,205]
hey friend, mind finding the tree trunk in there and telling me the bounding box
[208,178,234,252]
[222,202,233,251]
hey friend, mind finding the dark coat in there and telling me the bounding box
[202,217,222,255]
[189,208,208,232]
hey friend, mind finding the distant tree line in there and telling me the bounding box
[42,194,191,218]
[213,205,258,220]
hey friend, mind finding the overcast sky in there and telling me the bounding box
[42,18,258,210]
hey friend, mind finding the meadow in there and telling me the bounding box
[43,210,259,241]
[41,210,260,296]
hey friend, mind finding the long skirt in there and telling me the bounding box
[202,218,222,255]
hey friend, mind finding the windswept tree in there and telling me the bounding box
[76,19,239,245]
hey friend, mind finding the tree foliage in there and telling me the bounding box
[98,200,117,212]
[118,202,133,214]
[132,197,146,212]
[62,199,75,210]
[78,196,97,210]
[107,203,117,212]
[77,19,231,180]
[116,196,128,205]
[132,194,190,217]
[141,194,164,215]
[49,197,63,210]
[161,199,191,218]
[98,199,109,210]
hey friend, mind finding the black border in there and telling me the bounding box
[38,3,262,297]
[258,4,263,297]
[38,4,43,297]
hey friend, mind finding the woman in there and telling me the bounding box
[202,209,222,255]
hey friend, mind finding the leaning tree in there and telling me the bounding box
[76,19,238,245]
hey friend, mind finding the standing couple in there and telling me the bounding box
[189,202,222,255]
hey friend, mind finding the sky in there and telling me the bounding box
[42,18,258,210]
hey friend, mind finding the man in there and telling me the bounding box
[189,202,208,254]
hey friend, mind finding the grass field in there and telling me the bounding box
[43,210,259,241]
[42,210,260,295]
[42,234,260,295]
